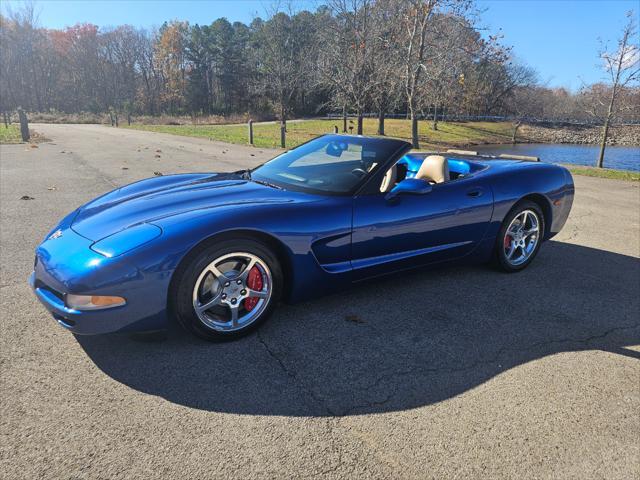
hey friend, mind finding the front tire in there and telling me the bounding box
[171,239,283,341]
[494,201,545,272]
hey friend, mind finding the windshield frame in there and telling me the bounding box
[249,134,412,197]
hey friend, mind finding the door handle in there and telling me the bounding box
[466,188,484,197]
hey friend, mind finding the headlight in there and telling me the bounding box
[90,223,161,257]
[66,294,126,310]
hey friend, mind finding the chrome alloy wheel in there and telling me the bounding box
[503,209,540,266]
[192,252,272,332]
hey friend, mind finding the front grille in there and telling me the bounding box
[52,313,76,326]
[34,279,65,302]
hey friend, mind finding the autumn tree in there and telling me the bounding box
[6,0,636,131]
[155,21,189,114]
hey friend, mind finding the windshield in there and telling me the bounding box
[250,135,407,195]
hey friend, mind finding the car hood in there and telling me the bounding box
[70,173,298,241]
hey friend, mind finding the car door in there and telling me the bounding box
[351,175,494,280]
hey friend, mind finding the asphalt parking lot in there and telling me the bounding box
[1,124,639,479]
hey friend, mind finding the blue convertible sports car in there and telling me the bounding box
[30,135,574,340]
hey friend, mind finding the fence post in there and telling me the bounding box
[248,119,254,145]
[115,113,119,127]
[17,108,29,141]
[127,113,131,126]
[109,111,114,126]
[334,125,338,133]
[3,111,8,128]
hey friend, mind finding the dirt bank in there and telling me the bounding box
[518,123,639,146]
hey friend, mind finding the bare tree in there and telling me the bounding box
[317,0,378,135]
[0,3,51,112]
[254,4,317,132]
[420,12,473,131]
[588,11,639,168]
[393,0,471,148]
[394,0,437,148]
[368,0,403,135]
[507,83,540,142]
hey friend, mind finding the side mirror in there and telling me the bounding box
[385,178,432,202]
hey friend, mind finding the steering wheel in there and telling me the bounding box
[351,168,367,178]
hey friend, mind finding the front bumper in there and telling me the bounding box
[29,271,167,335]
[29,226,170,335]
[30,272,116,333]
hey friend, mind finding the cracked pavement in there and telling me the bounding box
[1,124,639,479]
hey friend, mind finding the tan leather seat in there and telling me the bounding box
[415,155,449,184]
[379,164,397,192]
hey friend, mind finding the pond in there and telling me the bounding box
[473,143,640,172]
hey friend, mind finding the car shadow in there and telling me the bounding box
[77,241,640,416]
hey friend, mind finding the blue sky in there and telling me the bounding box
[2,0,638,90]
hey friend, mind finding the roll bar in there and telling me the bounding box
[445,149,540,162]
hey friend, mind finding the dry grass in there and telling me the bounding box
[125,118,515,149]
[28,111,108,124]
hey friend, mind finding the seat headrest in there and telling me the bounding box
[415,155,449,184]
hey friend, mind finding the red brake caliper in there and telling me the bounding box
[504,234,512,249]
[244,266,263,311]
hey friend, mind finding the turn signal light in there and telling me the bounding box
[66,294,126,310]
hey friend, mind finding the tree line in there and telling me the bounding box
[1,1,638,148]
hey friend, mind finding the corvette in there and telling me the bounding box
[30,134,574,340]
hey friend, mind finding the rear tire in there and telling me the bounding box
[170,238,283,341]
[494,200,545,272]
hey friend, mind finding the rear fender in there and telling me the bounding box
[486,164,572,240]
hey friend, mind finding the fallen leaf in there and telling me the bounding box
[60,150,66,153]
[47,186,57,191]
[345,314,365,324]
[154,154,161,158]
[153,171,163,176]
[20,195,35,200]
[250,154,255,156]
[122,167,129,170]
[155,149,162,153]
[30,144,38,148]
